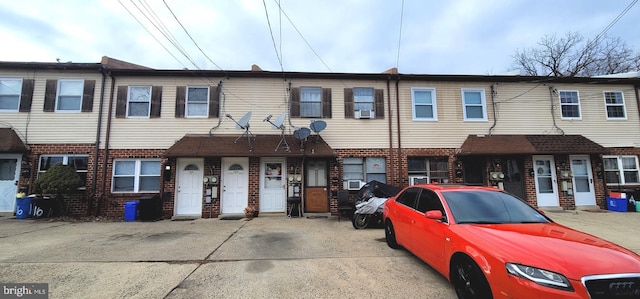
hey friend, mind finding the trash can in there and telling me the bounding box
[32,197,56,219]
[124,201,139,222]
[15,197,32,219]
[627,191,640,212]
[138,195,161,221]
[606,197,627,212]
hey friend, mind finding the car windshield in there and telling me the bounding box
[442,190,550,224]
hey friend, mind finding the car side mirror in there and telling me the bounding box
[425,210,443,220]
[537,209,546,215]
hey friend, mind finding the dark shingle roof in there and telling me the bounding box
[164,134,334,158]
[0,128,28,152]
[459,134,607,155]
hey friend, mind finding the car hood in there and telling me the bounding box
[454,223,640,280]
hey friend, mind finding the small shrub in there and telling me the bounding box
[33,163,83,196]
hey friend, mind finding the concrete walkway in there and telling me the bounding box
[0,210,638,299]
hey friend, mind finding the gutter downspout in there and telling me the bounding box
[386,77,394,184]
[91,66,107,216]
[548,86,565,135]
[98,73,116,216]
[395,76,403,185]
[488,84,497,136]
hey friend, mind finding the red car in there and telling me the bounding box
[382,184,640,299]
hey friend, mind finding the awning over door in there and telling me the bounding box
[0,128,28,153]
[458,134,607,155]
[163,134,335,157]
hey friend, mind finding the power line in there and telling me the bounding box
[395,0,405,71]
[273,0,334,73]
[162,0,226,73]
[117,0,189,69]
[588,0,637,48]
[263,0,284,72]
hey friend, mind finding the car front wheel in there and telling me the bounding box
[384,220,400,249]
[451,255,492,299]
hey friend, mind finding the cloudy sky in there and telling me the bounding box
[1,0,638,74]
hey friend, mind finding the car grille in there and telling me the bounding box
[582,274,639,299]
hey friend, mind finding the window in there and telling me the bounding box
[559,90,581,119]
[353,87,375,112]
[128,86,151,117]
[412,87,437,121]
[603,156,639,185]
[112,159,161,193]
[342,157,386,186]
[0,78,21,111]
[396,187,419,208]
[300,87,322,117]
[408,157,449,183]
[604,91,626,120]
[38,155,89,188]
[461,88,487,121]
[56,80,84,112]
[416,189,446,222]
[186,86,209,117]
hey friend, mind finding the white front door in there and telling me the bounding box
[0,155,21,212]
[260,158,286,212]
[222,157,248,214]
[175,158,203,216]
[533,155,559,207]
[571,155,596,206]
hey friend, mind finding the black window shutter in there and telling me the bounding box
[175,86,186,118]
[322,88,332,118]
[289,87,300,118]
[81,80,95,112]
[150,86,162,118]
[43,79,57,112]
[209,85,220,118]
[374,89,384,118]
[115,86,128,118]
[19,79,34,112]
[344,88,354,118]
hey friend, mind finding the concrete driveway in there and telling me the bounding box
[0,210,639,299]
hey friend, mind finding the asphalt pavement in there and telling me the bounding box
[0,209,638,299]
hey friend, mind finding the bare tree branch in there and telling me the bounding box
[511,31,639,77]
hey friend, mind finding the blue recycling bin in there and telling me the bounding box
[124,201,139,222]
[15,197,32,219]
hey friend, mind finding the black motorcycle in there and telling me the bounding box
[351,181,402,229]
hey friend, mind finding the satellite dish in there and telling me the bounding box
[293,127,311,140]
[272,113,286,129]
[310,120,326,133]
[226,112,255,151]
[236,111,252,130]
[264,113,286,130]
[264,113,290,152]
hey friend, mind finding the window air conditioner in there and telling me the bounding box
[355,110,375,119]
[409,176,429,185]
[346,180,365,190]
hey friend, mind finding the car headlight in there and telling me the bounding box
[505,263,574,291]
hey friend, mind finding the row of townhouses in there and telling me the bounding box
[1,57,639,219]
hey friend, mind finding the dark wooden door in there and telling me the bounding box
[502,158,526,200]
[305,160,328,212]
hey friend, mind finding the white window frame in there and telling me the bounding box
[603,91,626,120]
[461,88,487,121]
[411,87,437,121]
[300,86,322,118]
[558,90,582,120]
[603,155,640,185]
[127,86,152,118]
[38,154,89,189]
[342,157,386,186]
[55,79,84,112]
[353,87,375,113]
[186,86,209,118]
[0,78,22,112]
[112,159,161,193]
